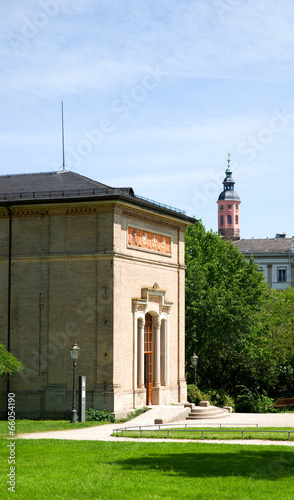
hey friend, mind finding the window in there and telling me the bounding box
[220,215,224,225]
[278,268,286,282]
[227,215,232,224]
[235,215,238,224]
[220,205,224,210]
[235,205,238,210]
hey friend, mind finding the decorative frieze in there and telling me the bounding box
[128,227,171,255]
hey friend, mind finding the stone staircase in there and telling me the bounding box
[185,401,231,420]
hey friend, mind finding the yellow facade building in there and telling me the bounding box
[0,171,194,418]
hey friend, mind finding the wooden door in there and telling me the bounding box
[144,313,152,405]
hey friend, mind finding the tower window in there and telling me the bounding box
[227,215,232,225]
[220,205,223,210]
[235,205,238,210]
[235,215,238,224]
[220,215,224,225]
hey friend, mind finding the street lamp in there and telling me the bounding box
[191,353,198,386]
[70,342,80,423]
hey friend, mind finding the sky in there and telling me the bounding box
[1,0,294,239]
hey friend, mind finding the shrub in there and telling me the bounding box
[235,388,276,413]
[115,407,149,423]
[204,389,235,410]
[187,385,210,405]
[86,409,115,422]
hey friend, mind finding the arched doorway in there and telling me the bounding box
[144,313,152,405]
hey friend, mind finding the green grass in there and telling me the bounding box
[1,439,294,499]
[113,427,294,441]
[0,419,107,438]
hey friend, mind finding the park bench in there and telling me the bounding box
[269,398,294,412]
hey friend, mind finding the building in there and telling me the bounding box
[233,233,294,290]
[217,154,241,241]
[0,171,194,419]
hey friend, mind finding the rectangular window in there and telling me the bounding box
[278,268,286,282]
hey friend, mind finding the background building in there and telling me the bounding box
[0,171,194,419]
[233,233,294,290]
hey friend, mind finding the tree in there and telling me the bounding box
[0,342,24,377]
[185,220,268,396]
[250,287,294,397]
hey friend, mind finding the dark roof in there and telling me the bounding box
[218,190,240,201]
[0,171,193,222]
[233,238,294,254]
[0,171,133,199]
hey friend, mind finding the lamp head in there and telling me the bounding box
[70,342,80,360]
[191,353,198,367]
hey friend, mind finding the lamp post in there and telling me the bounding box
[70,342,80,423]
[191,353,198,386]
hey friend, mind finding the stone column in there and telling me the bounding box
[160,321,167,386]
[291,261,294,288]
[137,319,145,388]
[267,264,272,288]
[154,319,161,387]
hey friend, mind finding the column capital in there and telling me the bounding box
[154,318,161,329]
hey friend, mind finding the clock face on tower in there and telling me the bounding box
[227,204,232,209]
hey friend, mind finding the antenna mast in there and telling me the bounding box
[61,100,66,171]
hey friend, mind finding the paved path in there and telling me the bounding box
[18,405,294,446]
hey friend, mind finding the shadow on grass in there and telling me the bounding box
[111,449,294,480]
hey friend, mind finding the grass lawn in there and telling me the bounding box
[113,427,294,441]
[0,420,107,438]
[1,439,294,499]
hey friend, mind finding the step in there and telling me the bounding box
[187,404,231,420]
[188,412,230,420]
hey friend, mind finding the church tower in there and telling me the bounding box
[217,154,241,241]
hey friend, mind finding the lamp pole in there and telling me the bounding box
[70,342,80,423]
[191,353,198,386]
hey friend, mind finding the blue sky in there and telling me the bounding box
[1,0,294,239]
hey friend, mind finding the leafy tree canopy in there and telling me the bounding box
[185,220,268,395]
[0,342,24,377]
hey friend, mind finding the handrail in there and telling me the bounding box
[135,194,186,214]
[113,422,259,433]
[113,425,294,440]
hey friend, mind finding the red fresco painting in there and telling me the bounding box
[128,227,171,254]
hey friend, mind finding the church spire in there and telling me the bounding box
[217,154,241,241]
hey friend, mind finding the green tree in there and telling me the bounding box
[185,220,268,396]
[0,342,24,377]
[251,287,294,396]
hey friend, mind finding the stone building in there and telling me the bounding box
[233,233,294,290]
[0,171,194,419]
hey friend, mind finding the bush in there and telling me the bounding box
[86,409,115,422]
[115,407,149,423]
[187,385,210,405]
[86,406,150,423]
[235,388,276,413]
[204,389,235,410]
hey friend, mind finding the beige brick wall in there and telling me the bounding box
[0,200,189,418]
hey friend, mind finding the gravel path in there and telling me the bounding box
[18,406,294,446]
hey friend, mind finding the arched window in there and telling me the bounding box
[227,215,232,225]
[220,205,224,210]
[235,215,238,224]
[235,204,238,210]
[220,215,224,225]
